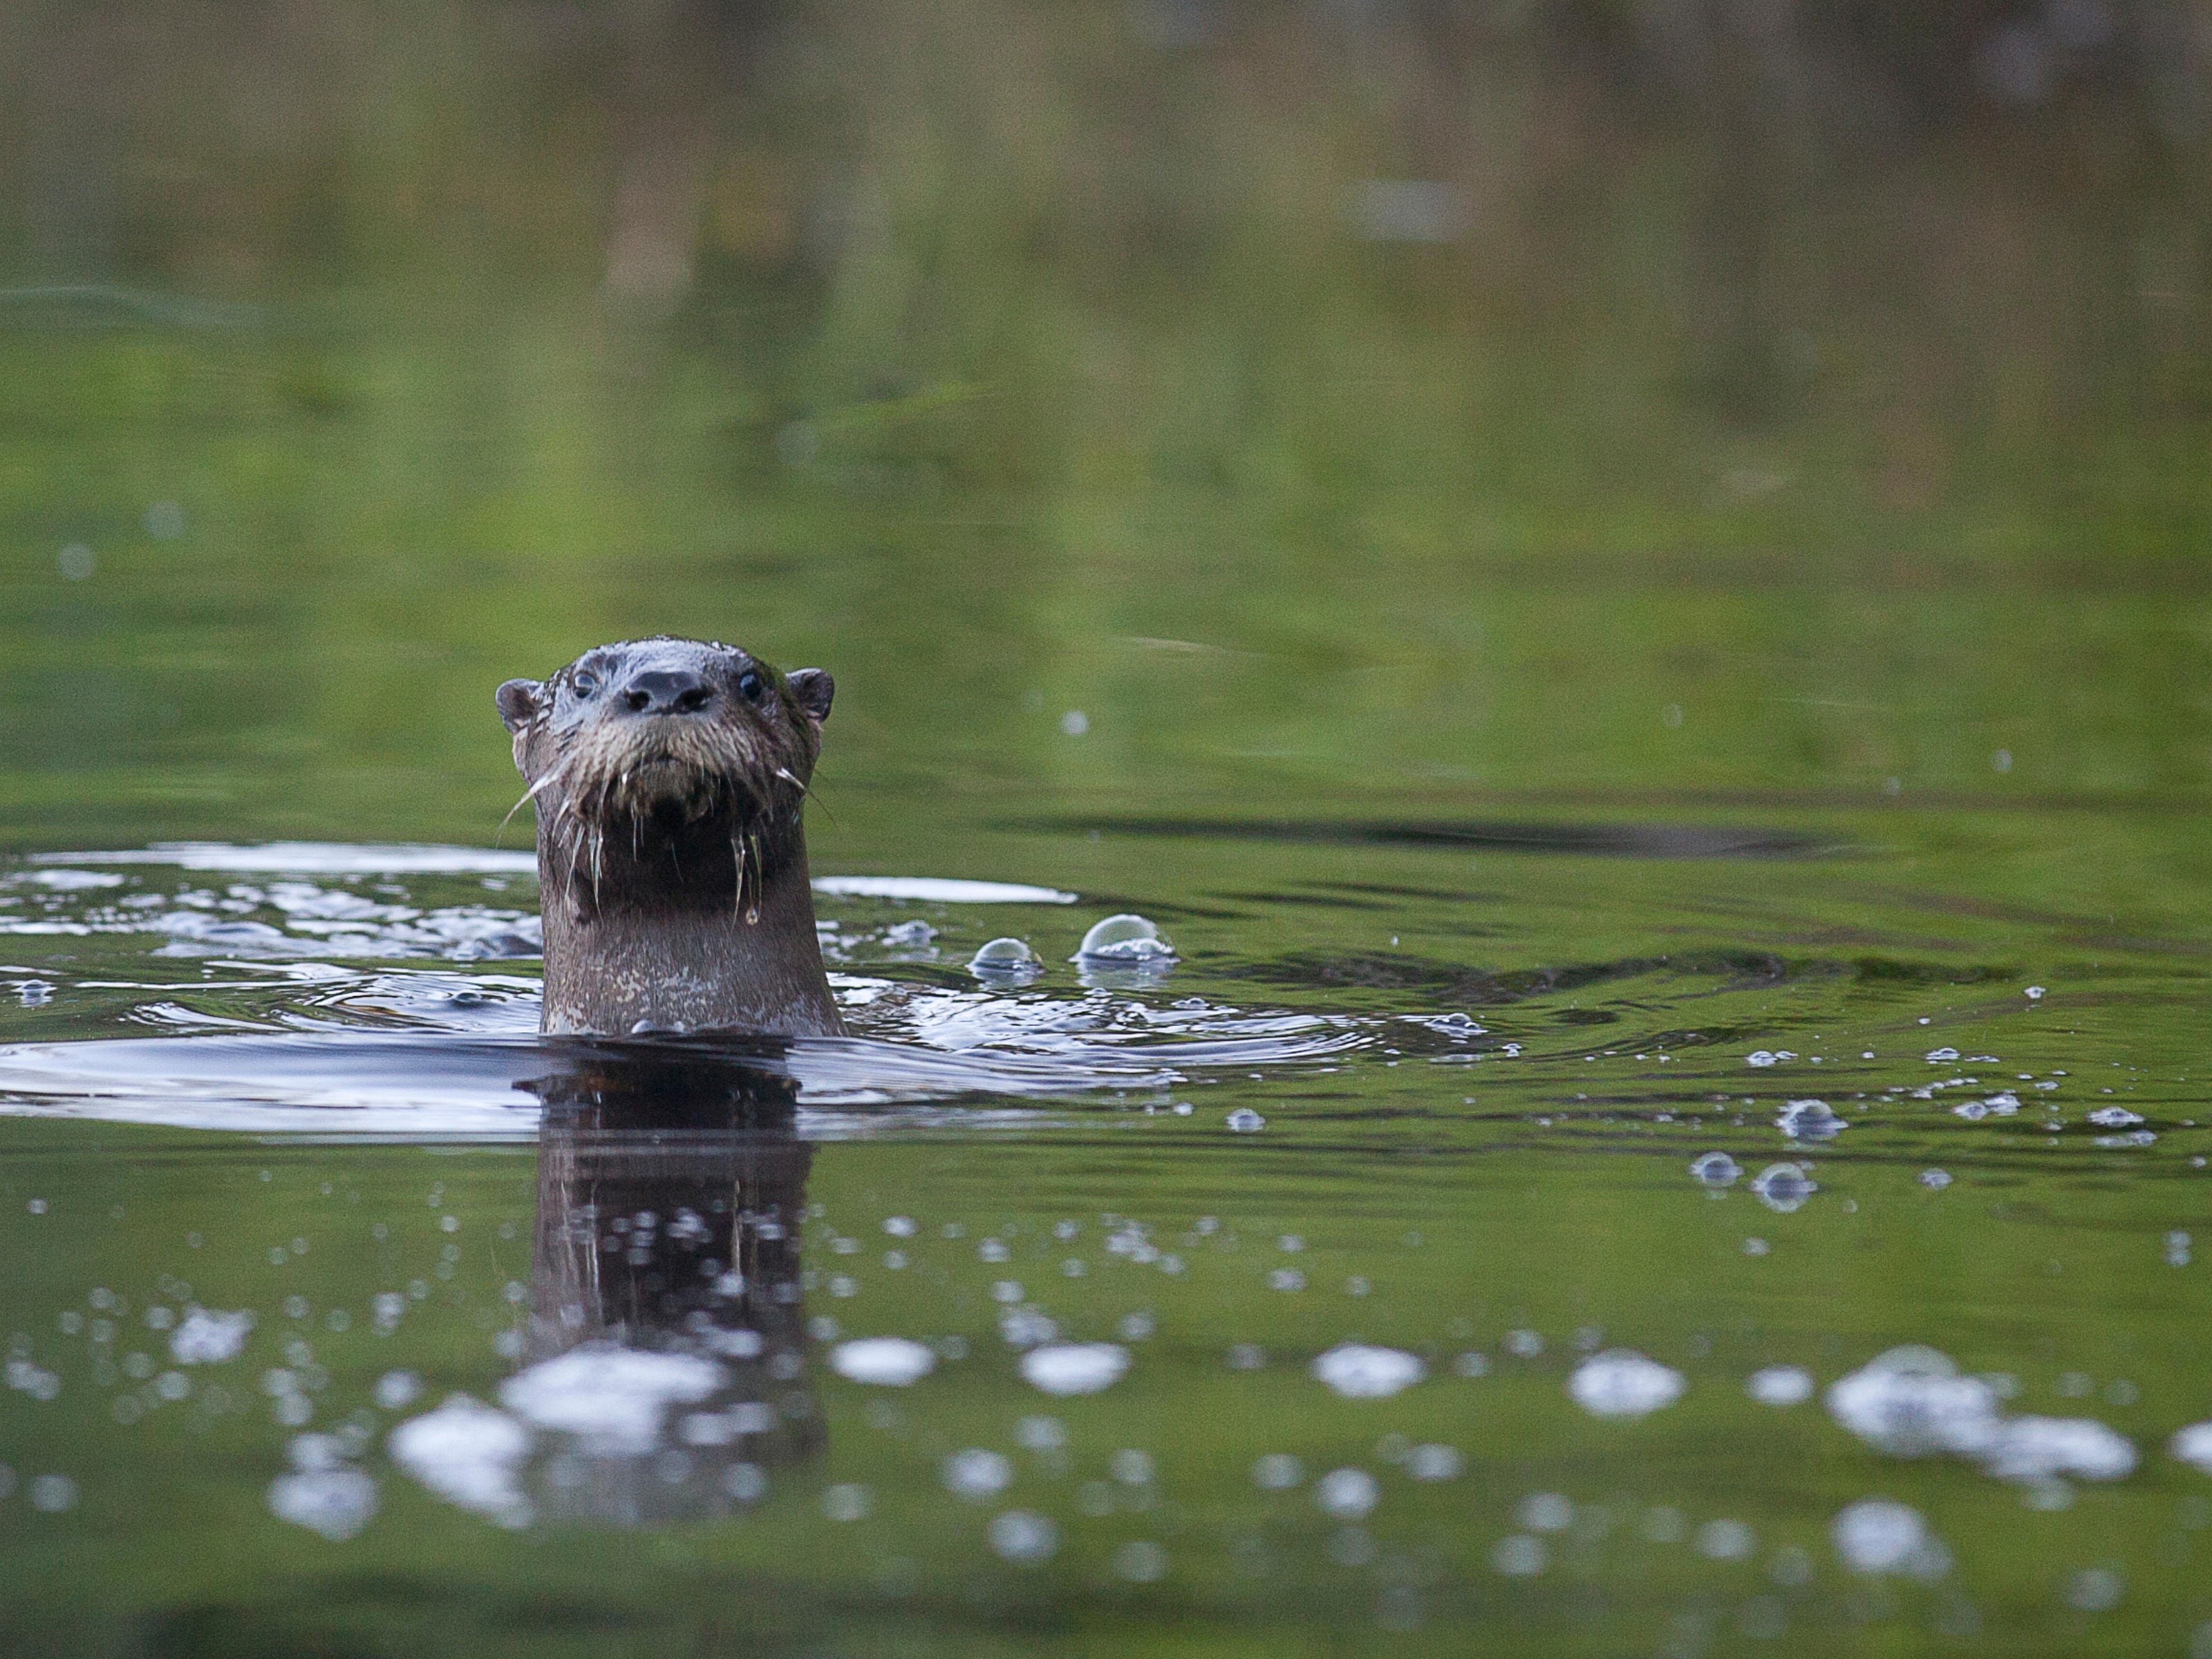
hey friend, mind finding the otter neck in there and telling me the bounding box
[536,803,843,1038]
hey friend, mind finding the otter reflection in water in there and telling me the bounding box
[390,1043,825,1527]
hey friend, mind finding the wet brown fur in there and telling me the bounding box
[497,637,843,1038]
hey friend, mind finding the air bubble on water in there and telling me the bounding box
[1690,1152,1741,1187]
[968,937,1042,981]
[1311,1343,1425,1399]
[1073,914,1174,962]
[1015,1415,1065,1452]
[1267,1268,1305,1291]
[1696,1519,1756,1559]
[1020,1343,1128,1396]
[1983,1416,2137,1483]
[979,1238,1011,1263]
[2170,1421,2212,1474]
[2026,986,2045,999]
[1506,1329,1544,1357]
[1491,1534,1546,1575]
[1747,1366,1814,1406]
[1000,1308,1058,1346]
[170,1307,253,1365]
[496,1349,723,1454]
[1314,1468,1378,1519]
[991,1281,1025,1305]
[1833,1499,1938,1575]
[1118,1311,1154,1341]
[2066,1567,2124,1611]
[1776,1100,1843,1141]
[1226,1108,1265,1133]
[1751,1164,1815,1213]
[1769,1545,1814,1586]
[1568,1351,1686,1418]
[2087,1107,2144,1127]
[821,1482,871,1521]
[1518,1492,1573,1531]
[830,1337,936,1387]
[1253,1453,1303,1490]
[1112,1448,1154,1485]
[265,1477,378,1557]
[1112,1540,1168,1582]
[1405,1443,1463,1481]
[1925,1047,1960,1062]
[1827,1347,1998,1458]
[1920,1170,1952,1190]
[988,1510,1058,1562]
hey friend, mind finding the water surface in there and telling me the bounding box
[5,4,2212,1653]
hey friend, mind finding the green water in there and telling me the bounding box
[5,3,2212,1654]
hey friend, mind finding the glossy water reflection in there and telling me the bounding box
[6,3,2212,1651]
[1,834,2209,1655]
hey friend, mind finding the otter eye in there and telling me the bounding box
[572,671,599,697]
[738,670,764,702]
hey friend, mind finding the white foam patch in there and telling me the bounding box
[1826,1344,2135,1486]
[497,1347,724,1456]
[1826,1347,2001,1458]
[1832,1499,1937,1575]
[2171,1421,2212,1472]
[1568,1350,1686,1418]
[1314,1467,1379,1519]
[1019,1343,1130,1396]
[388,1394,534,1522]
[1311,1343,1425,1399]
[1746,1365,1815,1406]
[830,1337,937,1387]
[943,1448,1014,1498]
[268,1468,379,1540]
[812,877,1078,905]
[171,1306,254,1365]
[23,870,124,890]
[1981,1416,2138,1483]
[43,843,538,875]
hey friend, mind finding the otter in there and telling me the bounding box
[496,637,844,1037]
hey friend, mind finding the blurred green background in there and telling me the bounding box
[2,0,2209,859]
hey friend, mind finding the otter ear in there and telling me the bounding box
[496,678,545,733]
[786,668,834,728]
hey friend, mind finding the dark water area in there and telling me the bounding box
[5,3,2212,1656]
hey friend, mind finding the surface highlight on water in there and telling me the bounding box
[3,827,2210,1656]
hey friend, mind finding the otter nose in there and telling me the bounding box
[621,668,714,715]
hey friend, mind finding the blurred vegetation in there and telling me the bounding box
[0,1,2209,850]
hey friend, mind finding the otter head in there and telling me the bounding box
[496,637,843,1038]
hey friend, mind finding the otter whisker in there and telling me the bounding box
[496,770,566,842]
[772,765,837,825]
